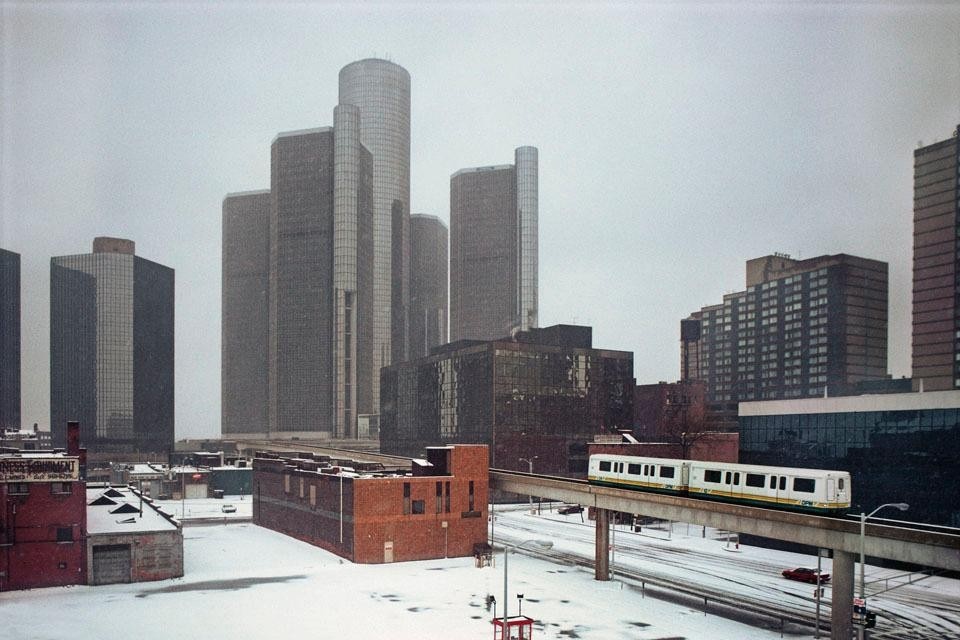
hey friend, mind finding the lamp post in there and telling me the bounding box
[858,502,909,639]
[502,539,553,638]
[519,456,538,511]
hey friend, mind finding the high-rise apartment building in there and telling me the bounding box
[221,190,270,436]
[681,253,888,423]
[409,214,448,358]
[450,146,538,341]
[50,238,174,453]
[338,58,411,404]
[0,248,20,429]
[912,125,960,391]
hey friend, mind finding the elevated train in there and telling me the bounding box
[588,454,851,515]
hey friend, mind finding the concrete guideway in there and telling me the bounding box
[491,469,960,640]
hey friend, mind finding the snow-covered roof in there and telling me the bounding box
[86,485,180,535]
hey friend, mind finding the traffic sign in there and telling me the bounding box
[853,597,865,607]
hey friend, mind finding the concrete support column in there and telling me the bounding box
[831,549,855,640]
[595,508,610,581]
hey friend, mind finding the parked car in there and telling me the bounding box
[782,567,830,584]
[221,504,237,513]
[558,504,583,515]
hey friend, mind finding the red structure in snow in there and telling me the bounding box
[492,615,534,640]
[0,421,87,591]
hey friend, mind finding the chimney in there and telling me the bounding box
[66,421,87,480]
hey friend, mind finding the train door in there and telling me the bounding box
[724,471,742,499]
[770,474,787,506]
[826,477,836,502]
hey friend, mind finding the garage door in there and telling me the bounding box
[185,484,206,499]
[92,544,131,585]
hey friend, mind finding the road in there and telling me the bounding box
[492,504,960,640]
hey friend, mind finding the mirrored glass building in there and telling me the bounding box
[0,248,20,430]
[409,214,448,359]
[50,238,174,454]
[450,146,538,342]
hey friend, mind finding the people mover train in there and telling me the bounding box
[587,454,850,515]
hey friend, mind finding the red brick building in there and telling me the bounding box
[589,432,739,463]
[0,423,87,591]
[254,444,488,563]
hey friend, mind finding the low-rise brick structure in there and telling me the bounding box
[254,444,488,563]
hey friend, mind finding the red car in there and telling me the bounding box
[782,567,830,584]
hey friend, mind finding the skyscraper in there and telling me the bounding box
[912,125,960,391]
[50,238,174,453]
[450,146,538,341]
[0,248,20,430]
[681,253,888,427]
[409,214,448,358]
[338,58,411,404]
[222,190,270,436]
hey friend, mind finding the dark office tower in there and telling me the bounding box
[50,238,174,454]
[912,125,960,391]
[0,249,21,430]
[681,253,888,427]
[409,214,448,358]
[339,59,411,407]
[222,190,270,436]
[267,118,374,438]
[450,146,538,341]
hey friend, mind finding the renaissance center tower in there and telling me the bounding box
[338,59,411,409]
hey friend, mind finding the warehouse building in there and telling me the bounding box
[254,444,488,563]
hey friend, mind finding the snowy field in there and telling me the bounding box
[2,501,957,640]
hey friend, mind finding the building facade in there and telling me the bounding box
[380,325,634,476]
[912,126,960,391]
[222,190,270,436]
[0,422,87,591]
[50,238,174,454]
[253,444,488,563]
[450,146,538,342]
[633,380,707,445]
[409,214,448,359]
[0,248,20,430]
[339,58,412,405]
[681,253,888,426]
[738,390,960,526]
[264,122,374,439]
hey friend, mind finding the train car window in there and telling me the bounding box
[733,473,740,485]
[725,472,732,484]
[746,473,765,488]
[617,463,624,473]
[599,461,611,472]
[704,470,721,483]
[769,476,777,489]
[838,478,845,491]
[793,478,816,493]
[659,466,675,479]
[628,464,642,475]
[779,477,787,491]
[644,465,649,475]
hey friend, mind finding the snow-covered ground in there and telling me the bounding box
[1,500,956,640]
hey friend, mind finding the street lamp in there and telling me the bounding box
[519,457,538,512]
[502,539,553,638]
[858,502,908,639]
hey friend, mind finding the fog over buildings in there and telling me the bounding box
[2,3,959,438]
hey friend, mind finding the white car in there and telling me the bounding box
[221,504,237,513]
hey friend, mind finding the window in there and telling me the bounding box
[445,481,451,513]
[733,473,740,485]
[468,481,475,512]
[412,500,425,515]
[599,461,611,472]
[793,478,816,493]
[838,478,845,491]
[299,478,304,499]
[725,472,732,484]
[628,464,642,475]
[644,464,650,475]
[704,470,722,483]
[436,482,443,513]
[746,473,765,488]
[659,466,675,479]
[403,482,411,515]
[283,474,290,494]
[51,482,72,495]
[780,477,786,491]
[56,527,72,543]
[310,485,317,507]
[9,483,29,495]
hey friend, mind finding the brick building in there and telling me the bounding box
[86,484,183,585]
[0,423,87,591]
[253,444,488,563]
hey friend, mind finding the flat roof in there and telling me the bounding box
[739,389,960,416]
[86,485,180,535]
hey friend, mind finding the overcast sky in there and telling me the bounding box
[2,2,959,439]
